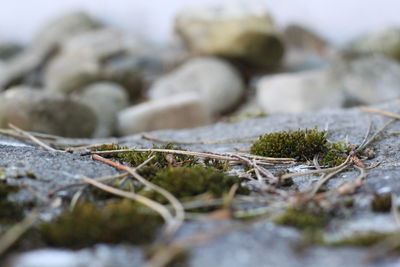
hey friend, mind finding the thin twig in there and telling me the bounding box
[81,175,173,223]
[359,106,400,120]
[8,124,59,152]
[0,209,39,256]
[92,155,185,236]
[356,119,396,153]
[142,134,257,145]
[308,164,349,197]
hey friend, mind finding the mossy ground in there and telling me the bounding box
[273,208,330,231]
[0,182,24,225]
[250,128,350,167]
[327,231,400,249]
[38,200,162,249]
[141,166,249,203]
[371,194,392,212]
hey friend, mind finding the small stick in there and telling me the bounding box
[308,164,349,197]
[359,106,400,120]
[81,175,173,223]
[142,134,257,145]
[92,155,185,235]
[356,119,396,152]
[0,209,39,256]
[8,124,59,152]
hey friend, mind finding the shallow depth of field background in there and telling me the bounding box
[1,0,400,46]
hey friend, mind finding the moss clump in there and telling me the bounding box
[38,200,162,249]
[203,158,231,172]
[142,166,249,203]
[273,208,329,231]
[319,142,350,167]
[250,128,327,161]
[0,182,23,224]
[328,232,397,247]
[95,143,198,168]
[371,194,392,213]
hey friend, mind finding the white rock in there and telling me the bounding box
[77,82,129,137]
[256,55,400,113]
[256,70,345,113]
[117,93,211,135]
[148,57,244,114]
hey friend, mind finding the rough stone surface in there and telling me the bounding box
[148,57,245,114]
[175,3,284,69]
[76,82,129,137]
[117,92,211,135]
[257,55,400,113]
[0,86,97,137]
[348,26,400,61]
[2,100,400,266]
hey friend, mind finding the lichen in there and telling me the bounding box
[141,166,249,203]
[371,194,392,212]
[38,200,162,249]
[250,128,327,161]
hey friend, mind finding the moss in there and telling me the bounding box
[95,143,198,168]
[319,142,350,167]
[0,182,24,224]
[273,208,329,231]
[38,200,162,249]
[203,158,231,172]
[328,232,398,247]
[141,166,249,203]
[250,128,327,161]
[371,194,392,212]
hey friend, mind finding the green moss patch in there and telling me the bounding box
[250,128,350,166]
[38,200,162,249]
[141,166,249,203]
[0,182,24,224]
[273,208,330,231]
[371,194,392,213]
[328,232,398,248]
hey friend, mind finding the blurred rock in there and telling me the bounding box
[33,11,102,50]
[76,82,129,137]
[256,70,344,113]
[0,86,96,137]
[44,29,144,98]
[0,42,23,61]
[0,12,101,90]
[256,55,400,113]
[148,57,244,114]
[175,3,284,70]
[117,93,211,135]
[282,24,335,72]
[347,26,400,61]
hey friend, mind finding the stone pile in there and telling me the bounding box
[1,3,400,138]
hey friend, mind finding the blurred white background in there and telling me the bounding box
[1,0,400,45]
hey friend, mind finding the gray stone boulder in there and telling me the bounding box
[257,55,400,113]
[76,82,129,137]
[0,86,97,137]
[347,26,400,61]
[175,3,284,70]
[117,93,211,135]
[148,57,245,114]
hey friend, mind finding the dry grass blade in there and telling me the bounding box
[0,209,39,256]
[81,175,174,223]
[360,106,400,120]
[142,134,257,145]
[8,124,59,152]
[356,119,396,153]
[92,155,185,236]
[308,164,349,197]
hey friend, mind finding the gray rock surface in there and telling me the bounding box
[117,92,211,135]
[0,86,97,137]
[76,82,129,137]
[175,2,284,69]
[2,100,400,266]
[257,55,400,113]
[148,57,245,114]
